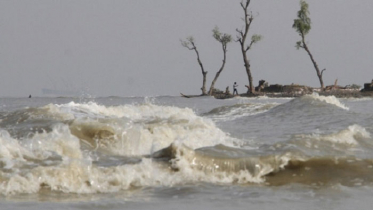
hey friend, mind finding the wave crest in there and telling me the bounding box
[203,103,278,121]
[293,124,371,146]
[302,93,349,110]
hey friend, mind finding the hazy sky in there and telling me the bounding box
[1,0,372,97]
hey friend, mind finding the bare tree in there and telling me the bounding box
[236,0,262,94]
[293,0,325,91]
[208,27,232,95]
[181,36,208,95]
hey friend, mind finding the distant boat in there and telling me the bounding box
[41,88,79,96]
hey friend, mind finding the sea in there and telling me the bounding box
[1,93,373,210]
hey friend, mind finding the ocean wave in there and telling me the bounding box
[153,142,373,187]
[1,101,242,156]
[1,142,286,195]
[0,130,34,161]
[61,102,241,156]
[203,103,278,121]
[261,93,350,120]
[0,157,171,195]
[0,101,243,167]
[153,143,292,183]
[293,124,371,146]
[55,101,201,121]
[0,124,82,165]
[303,93,349,110]
[0,104,74,125]
[289,92,348,111]
[344,97,373,102]
[3,138,373,195]
[2,98,370,196]
[155,143,373,187]
[266,157,373,186]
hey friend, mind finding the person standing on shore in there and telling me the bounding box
[233,82,238,95]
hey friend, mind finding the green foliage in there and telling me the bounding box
[221,34,233,44]
[212,26,222,40]
[251,34,262,43]
[212,26,232,45]
[295,41,302,50]
[186,36,194,43]
[180,36,195,49]
[293,0,311,36]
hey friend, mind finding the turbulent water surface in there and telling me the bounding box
[1,94,373,210]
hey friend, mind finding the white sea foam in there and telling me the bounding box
[1,149,262,195]
[46,102,241,156]
[24,124,84,159]
[40,104,75,120]
[1,157,162,194]
[0,142,292,195]
[2,123,369,195]
[0,119,282,196]
[321,124,371,144]
[169,143,293,184]
[55,101,197,121]
[0,131,33,174]
[304,93,349,110]
[4,101,240,157]
[0,124,86,195]
[0,124,84,171]
[205,103,278,121]
[297,124,370,145]
[6,99,366,196]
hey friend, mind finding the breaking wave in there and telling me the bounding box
[303,93,349,110]
[1,124,373,195]
[1,101,241,156]
[0,99,371,196]
[0,101,243,195]
[292,124,371,146]
[203,103,278,121]
[262,93,350,119]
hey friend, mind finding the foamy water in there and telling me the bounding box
[1,94,373,210]
[305,93,350,110]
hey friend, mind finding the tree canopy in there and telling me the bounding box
[212,26,232,45]
[292,0,325,91]
[236,0,261,94]
[292,0,311,37]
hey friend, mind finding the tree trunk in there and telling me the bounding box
[202,71,207,95]
[209,45,227,95]
[302,37,324,91]
[245,56,254,94]
[238,0,255,94]
[240,45,254,94]
[194,48,208,95]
